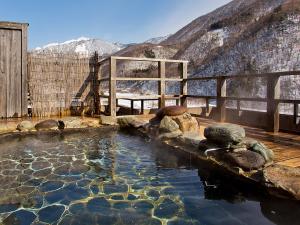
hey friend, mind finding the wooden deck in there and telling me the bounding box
[196,117,300,168]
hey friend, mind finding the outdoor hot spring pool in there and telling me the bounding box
[0,128,299,225]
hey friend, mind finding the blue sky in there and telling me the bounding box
[0,0,231,49]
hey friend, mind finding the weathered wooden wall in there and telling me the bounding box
[0,22,28,118]
[28,53,99,117]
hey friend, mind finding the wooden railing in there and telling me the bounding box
[98,56,188,117]
[98,56,300,133]
[186,71,300,132]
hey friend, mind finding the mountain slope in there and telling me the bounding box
[112,0,300,99]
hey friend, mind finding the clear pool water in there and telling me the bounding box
[0,128,299,225]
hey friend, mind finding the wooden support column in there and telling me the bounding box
[158,61,166,108]
[131,100,134,115]
[21,23,28,117]
[267,76,280,132]
[141,100,144,115]
[217,77,226,122]
[109,57,117,117]
[180,62,188,107]
[93,52,100,115]
[294,103,299,124]
[205,98,209,114]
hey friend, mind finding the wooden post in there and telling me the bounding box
[158,61,166,108]
[180,62,188,107]
[21,23,28,117]
[267,76,280,132]
[294,103,299,124]
[109,57,117,117]
[131,100,134,115]
[237,100,241,111]
[141,100,144,115]
[205,98,209,114]
[217,77,226,122]
[93,52,100,115]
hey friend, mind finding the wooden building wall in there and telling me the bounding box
[28,53,99,117]
[0,22,28,118]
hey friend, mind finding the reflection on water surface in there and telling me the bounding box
[0,129,299,225]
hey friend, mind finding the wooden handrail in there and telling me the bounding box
[186,71,300,81]
[114,77,183,81]
[98,56,188,65]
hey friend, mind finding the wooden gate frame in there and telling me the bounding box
[0,21,28,117]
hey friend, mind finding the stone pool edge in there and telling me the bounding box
[124,123,300,201]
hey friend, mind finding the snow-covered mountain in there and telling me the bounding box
[144,35,171,44]
[33,37,125,56]
[111,0,300,102]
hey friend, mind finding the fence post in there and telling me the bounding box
[294,103,299,124]
[217,77,226,122]
[158,61,166,108]
[141,100,144,114]
[93,52,100,115]
[109,57,117,117]
[180,62,188,107]
[267,76,280,132]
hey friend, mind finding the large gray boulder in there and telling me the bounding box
[156,106,187,119]
[99,115,117,126]
[204,123,245,146]
[223,150,266,171]
[35,120,64,131]
[172,113,199,133]
[263,165,300,200]
[117,116,147,128]
[241,138,274,163]
[17,121,35,131]
[159,116,180,133]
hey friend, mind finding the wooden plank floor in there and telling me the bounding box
[196,118,300,168]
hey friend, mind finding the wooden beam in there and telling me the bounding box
[130,100,134,115]
[217,77,226,122]
[109,57,117,117]
[294,103,299,125]
[115,77,183,81]
[267,75,280,132]
[180,62,188,107]
[158,61,166,108]
[0,21,28,30]
[206,98,210,114]
[93,52,100,114]
[110,56,188,63]
[186,71,300,81]
[141,100,144,115]
[21,23,28,117]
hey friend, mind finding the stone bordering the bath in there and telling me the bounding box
[199,123,274,171]
[204,123,245,146]
[236,138,274,163]
[16,120,35,131]
[35,120,65,131]
[118,118,300,200]
[156,106,187,119]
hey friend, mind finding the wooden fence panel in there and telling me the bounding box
[28,53,98,117]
